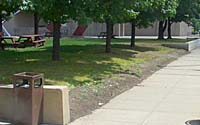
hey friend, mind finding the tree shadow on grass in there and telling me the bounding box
[0,43,160,86]
[112,44,159,52]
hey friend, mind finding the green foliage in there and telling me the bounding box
[128,0,158,28]
[87,0,137,23]
[30,0,74,23]
[154,0,179,21]
[69,0,93,25]
[191,18,200,33]
[172,0,200,23]
[21,0,35,11]
[0,0,22,19]
[30,0,92,24]
[73,10,93,26]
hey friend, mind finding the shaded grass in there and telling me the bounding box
[0,38,184,87]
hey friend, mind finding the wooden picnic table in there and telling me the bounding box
[0,34,45,50]
[17,34,45,47]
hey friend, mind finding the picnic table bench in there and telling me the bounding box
[98,32,117,39]
[0,35,20,50]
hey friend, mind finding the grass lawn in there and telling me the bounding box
[0,38,186,87]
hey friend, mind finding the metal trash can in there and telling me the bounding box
[186,120,200,125]
[13,72,44,125]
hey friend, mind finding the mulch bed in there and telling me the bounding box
[69,49,188,122]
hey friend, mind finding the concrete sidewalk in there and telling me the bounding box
[70,49,200,125]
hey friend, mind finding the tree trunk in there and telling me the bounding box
[158,21,164,40]
[167,18,172,39]
[34,13,39,35]
[52,21,61,61]
[163,20,168,33]
[0,15,2,33]
[111,23,114,36]
[131,21,136,47]
[158,21,168,40]
[106,21,112,53]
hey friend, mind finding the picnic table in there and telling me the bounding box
[98,32,117,39]
[0,34,46,50]
[17,34,45,47]
[0,36,20,50]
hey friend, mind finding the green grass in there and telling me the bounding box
[0,38,185,87]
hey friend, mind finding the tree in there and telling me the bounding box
[87,0,136,53]
[155,0,178,40]
[0,0,22,33]
[191,18,200,34]
[31,0,85,61]
[128,0,158,47]
[168,0,200,39]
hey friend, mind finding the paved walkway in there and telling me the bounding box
[70,49,200,125]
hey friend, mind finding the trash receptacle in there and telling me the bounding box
[13,72,44,125]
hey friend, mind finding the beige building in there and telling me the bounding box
[3,11,47,35]
[84,22,192,36]
[3,11,192,37]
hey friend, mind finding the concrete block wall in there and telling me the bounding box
[0,85,70,125]
[163,39,200,52]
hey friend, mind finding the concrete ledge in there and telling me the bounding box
[0,122,11,125]
[0,85,70,125]
[163,39,200,52]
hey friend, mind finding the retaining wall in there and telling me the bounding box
[163,39,200,52]
[0,85,70,125]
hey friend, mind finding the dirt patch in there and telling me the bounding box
[69,49,188,122]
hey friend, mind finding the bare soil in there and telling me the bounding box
[69,49,188,122]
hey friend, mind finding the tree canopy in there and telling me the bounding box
[0,0,22,19]
[172,0,200,23]
[165,0,200,39]
[88,0,135,23]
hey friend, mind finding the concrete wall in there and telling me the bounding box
[180,22,193,36]
[4,11,46,35]
[84,23,106,36]
[84,22,192,36]
[163,39,200,52]
[135,23,158,36]
[0,85,70,125]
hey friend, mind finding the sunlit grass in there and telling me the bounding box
[0,38,185,87]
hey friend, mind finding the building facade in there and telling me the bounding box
[3,11,193,37]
